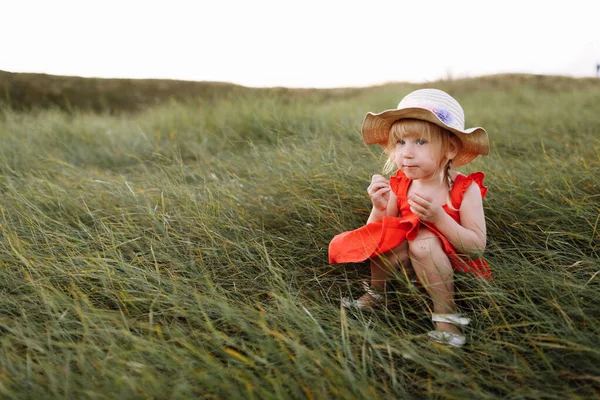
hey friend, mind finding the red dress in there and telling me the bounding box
[328,170,491,280]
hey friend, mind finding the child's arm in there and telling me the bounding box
[435,183,486,256]
[366,174,391,224]
[367,189,399,223]
[409,183,486,257]
[386,191,399,217]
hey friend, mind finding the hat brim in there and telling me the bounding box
[361,107,489,167]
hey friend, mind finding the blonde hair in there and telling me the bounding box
[383,119,461,186]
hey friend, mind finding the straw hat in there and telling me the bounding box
[361,88,489,167]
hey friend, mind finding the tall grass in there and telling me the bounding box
[0,77,598,399]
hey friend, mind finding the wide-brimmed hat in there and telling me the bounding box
[361,88,489,167]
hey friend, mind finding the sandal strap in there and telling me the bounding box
[432,314,470,326]
[428,330,466,347]
[362,281,384,301]
[365,288,383,301]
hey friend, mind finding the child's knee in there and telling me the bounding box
[373,242,409,269]
[409,231,443,262]
[385,242,409,264]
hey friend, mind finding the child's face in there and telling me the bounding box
[394,133,444,180]
[386,120,459,178]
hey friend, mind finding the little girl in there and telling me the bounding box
[329,88,491,347]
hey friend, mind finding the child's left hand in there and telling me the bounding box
[408,193,445,224]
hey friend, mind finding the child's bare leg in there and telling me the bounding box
[353,242,409,307]
[370,241,409,290]
[408,228,459,334]
[394,243,417,283]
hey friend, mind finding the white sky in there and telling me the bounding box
[2,0,599,88]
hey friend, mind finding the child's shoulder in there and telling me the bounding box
[451,171,487,199]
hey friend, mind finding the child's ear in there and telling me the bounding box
[447,137,460,159]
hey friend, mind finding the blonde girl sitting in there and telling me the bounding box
[329,89,491,347]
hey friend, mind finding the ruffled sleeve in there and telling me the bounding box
[389,170,410,196]
[451,172,487,209]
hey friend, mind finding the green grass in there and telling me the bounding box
[0,75,599,399]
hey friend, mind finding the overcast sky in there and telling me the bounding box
[2,0,599,88]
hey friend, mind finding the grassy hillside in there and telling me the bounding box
[2,69,598,113]
[0,73,598,399]
[0,70,370,113]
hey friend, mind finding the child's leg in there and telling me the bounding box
[370,241,409,290]
[351,242,410,307]
[408,228,459,334]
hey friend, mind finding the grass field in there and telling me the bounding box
[0,73,599,399]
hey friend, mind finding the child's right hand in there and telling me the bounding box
[368,174,391,212]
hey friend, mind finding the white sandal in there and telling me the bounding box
[341,281,384,310]
[428,314,470,347]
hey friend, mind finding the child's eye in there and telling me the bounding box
[416,139,427,145]
[397,140,405,145]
